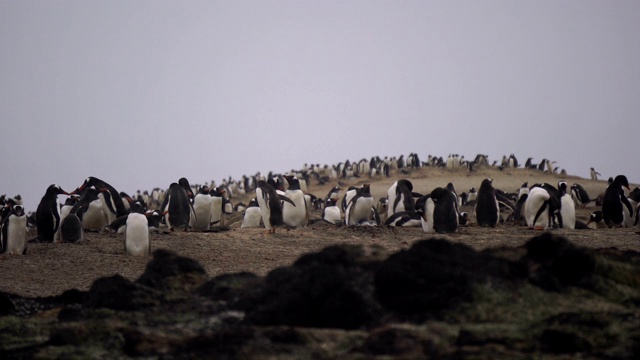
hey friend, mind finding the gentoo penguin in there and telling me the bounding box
[209,187,226,227]
[345,184,375,226]
[430,187,459,233]
[383,211,421,227]
[162,182,193,231]
[557,181,576,229]
[415,194,435,233]
[282,175,308,228]
[322,198,342,225]
[376,197,389,223]
[387,179,415,218]
[190,185,213,231]
[57,195,79,239]
[1,201,27,254]
[323,185,341,210]
[33,184,70,243]
[178,177,195,200]
[73,177,128,224]
[60,208,84,243]
[513,185,529,226]
[590,167,601,181]
[602,175,633,228]
[125,200,150,256]
[80,187,108,231]
[524,186,552,230]
[587,210,608,229]
[466,187,478,205]
[341,186,359,213]
[571,183,592,207]
[475,179,500,227]
[256,180,295,233]
[241,198,262,228]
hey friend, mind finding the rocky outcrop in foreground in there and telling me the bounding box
[1,233,639,359]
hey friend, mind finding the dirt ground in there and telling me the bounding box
[1,166,638,298]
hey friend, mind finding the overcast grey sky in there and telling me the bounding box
[2,1,639,212]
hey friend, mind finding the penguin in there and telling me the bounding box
[323,185,341,210]
[587,210,608,229]
[190,185,213,231]
[474,179,500,227]
[376,197,389,223]
[321,198,342,225]
[60,205,84,243]
[590,167,601,181]
[162,182,193,231]
[209,186,226,227]
[415,194,435,233]
[33,184,70,243]
[341,186,359,213]
[146,209,163,233]
[241,198,262,228]
[57,195,79,239]
[75,186,106,231]
[571,183,592,207]
[73,177,128,224]
[383,211,421,227]
[602,175,633,228]
[524,186,551,230]
[430,187,459,233]
[466,187,477,205]
[345,184,374,226]
[557,181,576,229]
[178,177,195,200]
[387,179,415,218]
[1,201,27,254]
[125,200,150,256]
[256,180,296,233]
[282,175,308,228]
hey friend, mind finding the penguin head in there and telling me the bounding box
[613,175,630,190]
[587,210,603,225]
[198,185,210,195]
[46,184,70,196]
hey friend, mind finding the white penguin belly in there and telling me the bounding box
[283,191,307,227]
[126,213,149,256]
[5,215,27,254]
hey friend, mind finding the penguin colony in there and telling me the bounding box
[1,153,637,256]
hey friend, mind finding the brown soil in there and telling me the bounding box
[2,166,638,298]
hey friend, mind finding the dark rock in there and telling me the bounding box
[0,292,16,316]
[524,233,596,290]
[197,272,262,303]
[242,245,383,329]
[540,329,592,354]
[137,249,208,296]
[84,274,163,311]
[361,326,423,356]
[375,239,516,316]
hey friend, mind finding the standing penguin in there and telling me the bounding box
[209,186,226,227]
[59,193,95,243]
[602,175,633,228]
[430,187,459,233]
[2,201,27,254]
[33,184,70,243]
[387,179,415,218]
[590,167,601,181]
[282,175,309,228]
[256,180,295,233]
[345,184,375,225]
[162,182,193,231]
[557,181,576,229]
[125,200,150,256]
[475,179,500,227]
[78,187,107,231]
[190,185,213,231]
[571,183,592,207]
[241,198,262,228]
[415,194,435,233]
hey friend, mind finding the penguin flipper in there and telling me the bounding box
[278,195,296,207]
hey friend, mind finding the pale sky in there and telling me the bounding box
[2,1,639,212]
